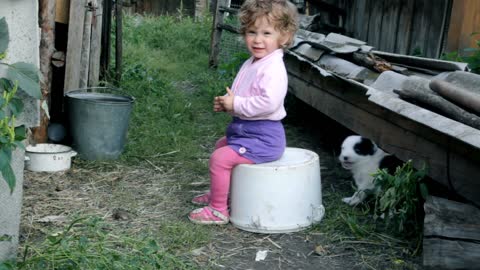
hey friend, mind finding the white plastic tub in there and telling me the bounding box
[230,147,324,233]
[25,144,77,172]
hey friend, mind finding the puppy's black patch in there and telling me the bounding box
[379,155,403,174]
[354,138,376,156]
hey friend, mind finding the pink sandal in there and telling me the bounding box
[191,193,210,206]
[188,206,229,225]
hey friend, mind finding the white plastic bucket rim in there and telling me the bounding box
[25,144,77,172]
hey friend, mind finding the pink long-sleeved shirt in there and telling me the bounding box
[231,49,288,121]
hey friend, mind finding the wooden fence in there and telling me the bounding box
[308,0,479,58]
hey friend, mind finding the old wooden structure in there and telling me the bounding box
[423,196,480,269]
[305,0,480,59]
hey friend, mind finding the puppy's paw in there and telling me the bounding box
[342,197,352,204]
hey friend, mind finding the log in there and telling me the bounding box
[393,88,480,130]
[423,196,480,269]
[352,51,393,73]
[33,0,56,143]
[430,79,480,116]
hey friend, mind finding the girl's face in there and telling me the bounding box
[244,16,288,60]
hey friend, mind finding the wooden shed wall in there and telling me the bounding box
[446,0,480,55]
[342,0,451,58]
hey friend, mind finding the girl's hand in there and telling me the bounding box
[213,96,225,112]
[214,87,235,112]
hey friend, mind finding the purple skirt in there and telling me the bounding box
[226,117,286,164]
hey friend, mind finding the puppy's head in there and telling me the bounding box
[339,135,378,170]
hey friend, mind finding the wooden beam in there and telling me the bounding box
[64,0,87,92]
[285,52,480,206]
[423,196,480,269]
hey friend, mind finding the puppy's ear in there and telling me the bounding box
[356,137,376,155]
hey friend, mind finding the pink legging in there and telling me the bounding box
[209,136,254,212]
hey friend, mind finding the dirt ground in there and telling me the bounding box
[19,97,423,269]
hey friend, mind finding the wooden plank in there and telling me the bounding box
[347,0,369,41]
[284,53,480,206]
[424,196,480,240]
[446,0,480,54]
[423,238,480,269]
[366,0,384,47]
[56,0,70,24]
[64,0,87,92]
[409,0,429,56]
[425,0,448,58]
[89,0,103,86]
[79,8,93,88]
[379,0,400,52]
[423,196,480,269]
[394,0,415,54]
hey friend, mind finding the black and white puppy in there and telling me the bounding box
[339,135,400,206]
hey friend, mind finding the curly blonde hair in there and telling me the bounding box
[239,0,299,48]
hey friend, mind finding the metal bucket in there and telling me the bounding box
[65,87,134,160]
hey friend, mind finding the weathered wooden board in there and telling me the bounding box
[88,0,103,87]
[423,196,480,269]
[64,0,87,92]
[394,0,414,54]
[342,0,450,58]
[79,8,92,89]
[285,52,480,207]
[446,0,480,53]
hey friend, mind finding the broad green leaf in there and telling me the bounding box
[6,62,41,99]
[0,78,13,92]
[1,163,15,193]
[0,17,8,55]
[7,98,23,116]
[14,125,26,141]
[0,147,11,169]
[0,111,4,119]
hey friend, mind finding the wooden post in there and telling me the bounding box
[208,0,229,68]
[64,0,87,92]
[115,0,123,83]
[100,0,112,77]
[79,4,93,88]
[89,0,103,87]
[34,0,56,143]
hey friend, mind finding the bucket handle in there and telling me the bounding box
[65,87,135,101]
[70,150,78,158]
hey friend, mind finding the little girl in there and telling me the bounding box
[189,0,298,225]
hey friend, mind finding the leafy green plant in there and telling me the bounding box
[441,32,480,74]
[372,160,428,238]
[0,17,41,193]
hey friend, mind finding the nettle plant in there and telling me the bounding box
[0,17,41,193]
